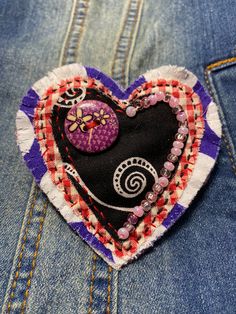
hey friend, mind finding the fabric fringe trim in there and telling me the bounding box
[16,64,222,269]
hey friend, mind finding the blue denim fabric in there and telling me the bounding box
[0,0,235,313]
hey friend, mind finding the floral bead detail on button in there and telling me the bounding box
[65,100,119,153]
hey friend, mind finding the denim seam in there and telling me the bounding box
[111,0,144,87]
[125,0,144,87]
[58,1,110,312]
[4,190,49,314]
[59,0,77,66]
[111,0,131,82]
[207,57,236,71]
[88,253,97,314]
[3,2,84,312]
[204,61,236,175]
[6,185,39,313]
[61,0,90,65]
[20,199,48,313]
[74,0,90,62]
[106,266,112,314]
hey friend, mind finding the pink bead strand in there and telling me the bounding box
[118,92,188,239]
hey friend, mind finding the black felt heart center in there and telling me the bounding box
[52,88,178,240]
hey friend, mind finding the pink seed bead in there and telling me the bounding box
[133,206,144,217]
[172,106,182,114]
[164,161,175,171]
[152,183,163,194]
[167,153,179,163]
[171,147,182,156]
[148,94,158,106]
[155,91,165,101]
[126,106,137,117]
[141,200,151,212]
[176,111,187,123]
[146,191,157,203]
[118,227,129,240]
[160,168,171,178]
[123,222,135,233]
[178,126,189,135]
[169,96,179,108]
[158,176,169,187]
[175,133,186,142]
[164,94,171,102]
[142,97,150,108]
[128,214,138,225]
[173,141,184,149]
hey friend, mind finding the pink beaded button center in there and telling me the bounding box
[64,100,119,153]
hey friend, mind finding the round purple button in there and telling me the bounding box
[64,100,119,153]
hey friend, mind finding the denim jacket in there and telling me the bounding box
[0,1,235,313]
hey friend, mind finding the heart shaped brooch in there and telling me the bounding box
[16,64,221,269]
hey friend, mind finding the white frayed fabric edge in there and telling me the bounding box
[32,75,52,99]
[40,172,82,223]
[111,224,168,269]
[16,63,222,270]
[39,167,149,269]
[40,172,68,211]
[176,99,221,208]
[39,171,121,268]
[33,63,87,98]
[48,63,87,83]
[143,65,198,88]
[177,153,215,208]
[206,101,222,138]
[16,110,35,156]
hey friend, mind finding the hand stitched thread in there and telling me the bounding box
[16,64,221,269]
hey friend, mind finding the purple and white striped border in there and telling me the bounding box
[16,64,221,269]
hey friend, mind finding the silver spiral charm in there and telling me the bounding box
[113,157,158,198]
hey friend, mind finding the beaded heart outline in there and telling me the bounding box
[16,64,221,269]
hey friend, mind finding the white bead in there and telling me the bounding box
[126,106,137,117]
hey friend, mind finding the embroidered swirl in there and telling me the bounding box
[113,157,158,198]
